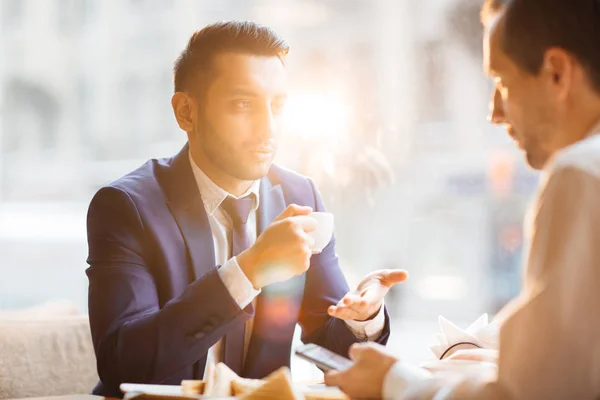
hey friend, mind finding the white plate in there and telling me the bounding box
[120,383,236,399]
[120,383,184,395]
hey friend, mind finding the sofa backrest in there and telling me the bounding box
[0,303,97,399]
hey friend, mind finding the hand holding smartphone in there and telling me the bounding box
[295,343,354,372]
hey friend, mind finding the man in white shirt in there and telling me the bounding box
[325,0,600,398]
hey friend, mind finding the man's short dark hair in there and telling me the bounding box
[173,21,289,94]
[482,0,600,93]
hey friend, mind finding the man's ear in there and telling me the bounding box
[171,92,197,132]
[543,48,573,101]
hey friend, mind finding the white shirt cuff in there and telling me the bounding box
[343,302,386,341]
[383,361,433,400]
[218,257,261,309]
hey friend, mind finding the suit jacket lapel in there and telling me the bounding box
[164,143,216,280]
[257,177,286,235]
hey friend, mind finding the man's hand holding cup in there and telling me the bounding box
[237,204,333,289]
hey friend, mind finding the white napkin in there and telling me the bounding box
[429,313,499,359]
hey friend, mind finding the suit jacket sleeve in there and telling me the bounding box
[86,186,252,388]
[297,179,390,357]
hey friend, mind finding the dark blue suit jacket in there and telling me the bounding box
[86,144,390,397]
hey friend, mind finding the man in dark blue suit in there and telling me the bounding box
[86,21,407,397]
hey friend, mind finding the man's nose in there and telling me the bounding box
[256,106,277,141]
[488,88,507,125]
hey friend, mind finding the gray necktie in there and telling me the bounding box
[220,195,255,375]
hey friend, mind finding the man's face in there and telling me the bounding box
[484,14,560,170]
[191,52,288,181]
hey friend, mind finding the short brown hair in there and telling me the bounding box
[482,0,600,93]
[173,21,289,94]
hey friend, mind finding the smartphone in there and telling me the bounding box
[295,343,354,372]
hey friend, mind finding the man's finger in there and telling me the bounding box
[329,306,355,320]
[291,215,318,233]
[381,269,409,286]
[324,370,343,387]
[275,204,313,221]
[342,293,365,307]
[328,305,360,320]
[348,343,370,361]
[341,295,371,317]
[299,231,316,248]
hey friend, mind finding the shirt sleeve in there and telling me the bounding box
[343,302,386,341]
[218,256,261,309]
[382,167,600,399]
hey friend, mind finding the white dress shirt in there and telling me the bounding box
[383,123,600,400]
[187,151,385,376]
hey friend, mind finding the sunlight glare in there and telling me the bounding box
[283,91,349,141]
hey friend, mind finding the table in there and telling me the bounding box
[20,396,116,400]
[17,380,338,400]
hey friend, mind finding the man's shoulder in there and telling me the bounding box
[267,163,312,187]
[95,154,176,203]
[537,143,600,213]
[267,163,316,193]
[549,134,600,180]
[267,164,320,205]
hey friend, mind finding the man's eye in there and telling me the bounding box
[234,100,252,109]
[272,101,286,114]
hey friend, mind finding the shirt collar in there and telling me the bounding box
[541,118,600,180]
[188,150,261,216]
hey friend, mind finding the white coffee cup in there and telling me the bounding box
[307,212,334,253]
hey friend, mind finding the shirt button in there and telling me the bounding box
[194,332,205,340]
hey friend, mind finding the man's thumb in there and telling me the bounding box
[324,371,342,387]
[382,269,409,286]
[348,343,370,362]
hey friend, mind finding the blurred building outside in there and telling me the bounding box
[0,0,538,374]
